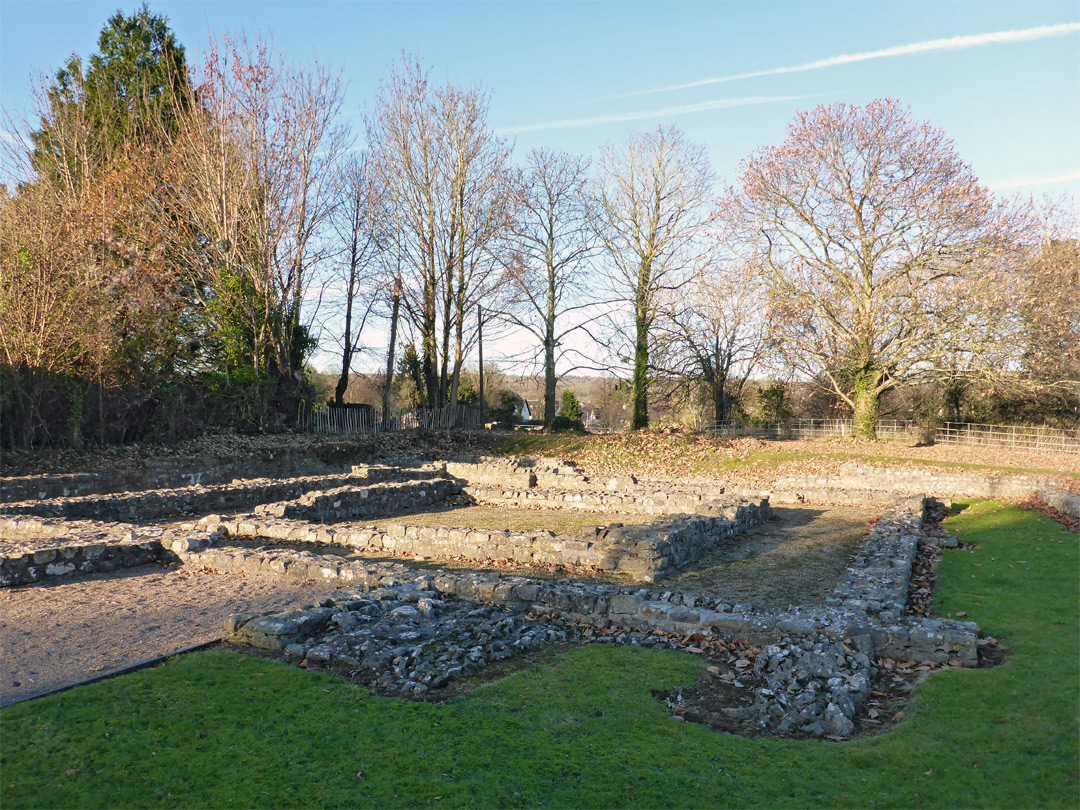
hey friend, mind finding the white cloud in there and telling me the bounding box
[498,94,816,134]
[988,171,1080,190]
[618,22,1080,97]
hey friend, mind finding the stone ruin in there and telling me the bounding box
[4,452,1075,738]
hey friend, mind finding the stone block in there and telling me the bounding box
[704,614,751,632]
[224,612,261,635]
[513,583,540,602]
[609,594,643,614]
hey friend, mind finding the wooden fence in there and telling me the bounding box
[297,404,484,436]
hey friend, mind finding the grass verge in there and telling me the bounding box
[1,501,1076,808]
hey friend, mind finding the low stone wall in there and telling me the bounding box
[0,518,197,586]
[468,484,744,516]
[1039,487,1080,518]
[198,496,976,669]
[0,471,404,522]
[205,495,770,582]
[771,464,1079,516]
[1,472,375,522]
[252,479,461,524]
[443,458,537,489]
[0,451,356,502]
[208,551,977,667]
[827,496,924,620]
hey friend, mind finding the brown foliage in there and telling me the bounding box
[723,99,1028,429]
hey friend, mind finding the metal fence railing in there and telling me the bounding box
[934,422,1080,455]
[700,418,922,442]
[698,418,1079,454]
[297,404,484,436]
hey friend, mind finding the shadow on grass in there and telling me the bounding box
[947,501,971,517]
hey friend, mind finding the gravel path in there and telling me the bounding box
[0,564,345,706]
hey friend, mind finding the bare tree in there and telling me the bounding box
[591,125,716,430]
[170,31,349,378]
[726,99,1022,438]
[438,81,516,410]
[328,151,380,405]
[366,55,514,409]
[367,56,442,407]
[502,148,596,426]
[653,260,769,424]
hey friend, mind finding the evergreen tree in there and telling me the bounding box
[31,3,189,188]
[560,389,583,421]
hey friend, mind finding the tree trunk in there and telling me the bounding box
[711,377,728,424]
[632,307,649,430]
[382,277,401,427]
[852,367,882,439]
[543,254,558,426]
[543,336,557,427]
[422,278,437,409]
[335,285,354,406]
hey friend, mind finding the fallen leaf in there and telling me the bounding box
[251,673,265,678]
[924,769,933,777]
[64,769,79,777]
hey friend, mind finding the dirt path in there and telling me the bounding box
[0,565,345,706]
[667,504,882,609]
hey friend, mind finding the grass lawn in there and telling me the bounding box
[1,501,1076,808]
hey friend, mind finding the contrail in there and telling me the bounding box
[498,94,815,134]
[989,171,1080,190]
[615,22,1080,98]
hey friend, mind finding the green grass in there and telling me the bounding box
[2,502,1077,808]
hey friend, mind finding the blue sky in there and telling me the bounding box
[3,0,1078,195]
[2,1,1078,373]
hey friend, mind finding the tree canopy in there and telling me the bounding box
[30,3,189,189]
[726,99,1021,437]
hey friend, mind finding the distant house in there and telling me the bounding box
[581,402,601,428]
[514,398,532,422]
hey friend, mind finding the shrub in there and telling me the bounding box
[549,415,586,433]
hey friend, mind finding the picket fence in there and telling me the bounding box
[297,404,484,435]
